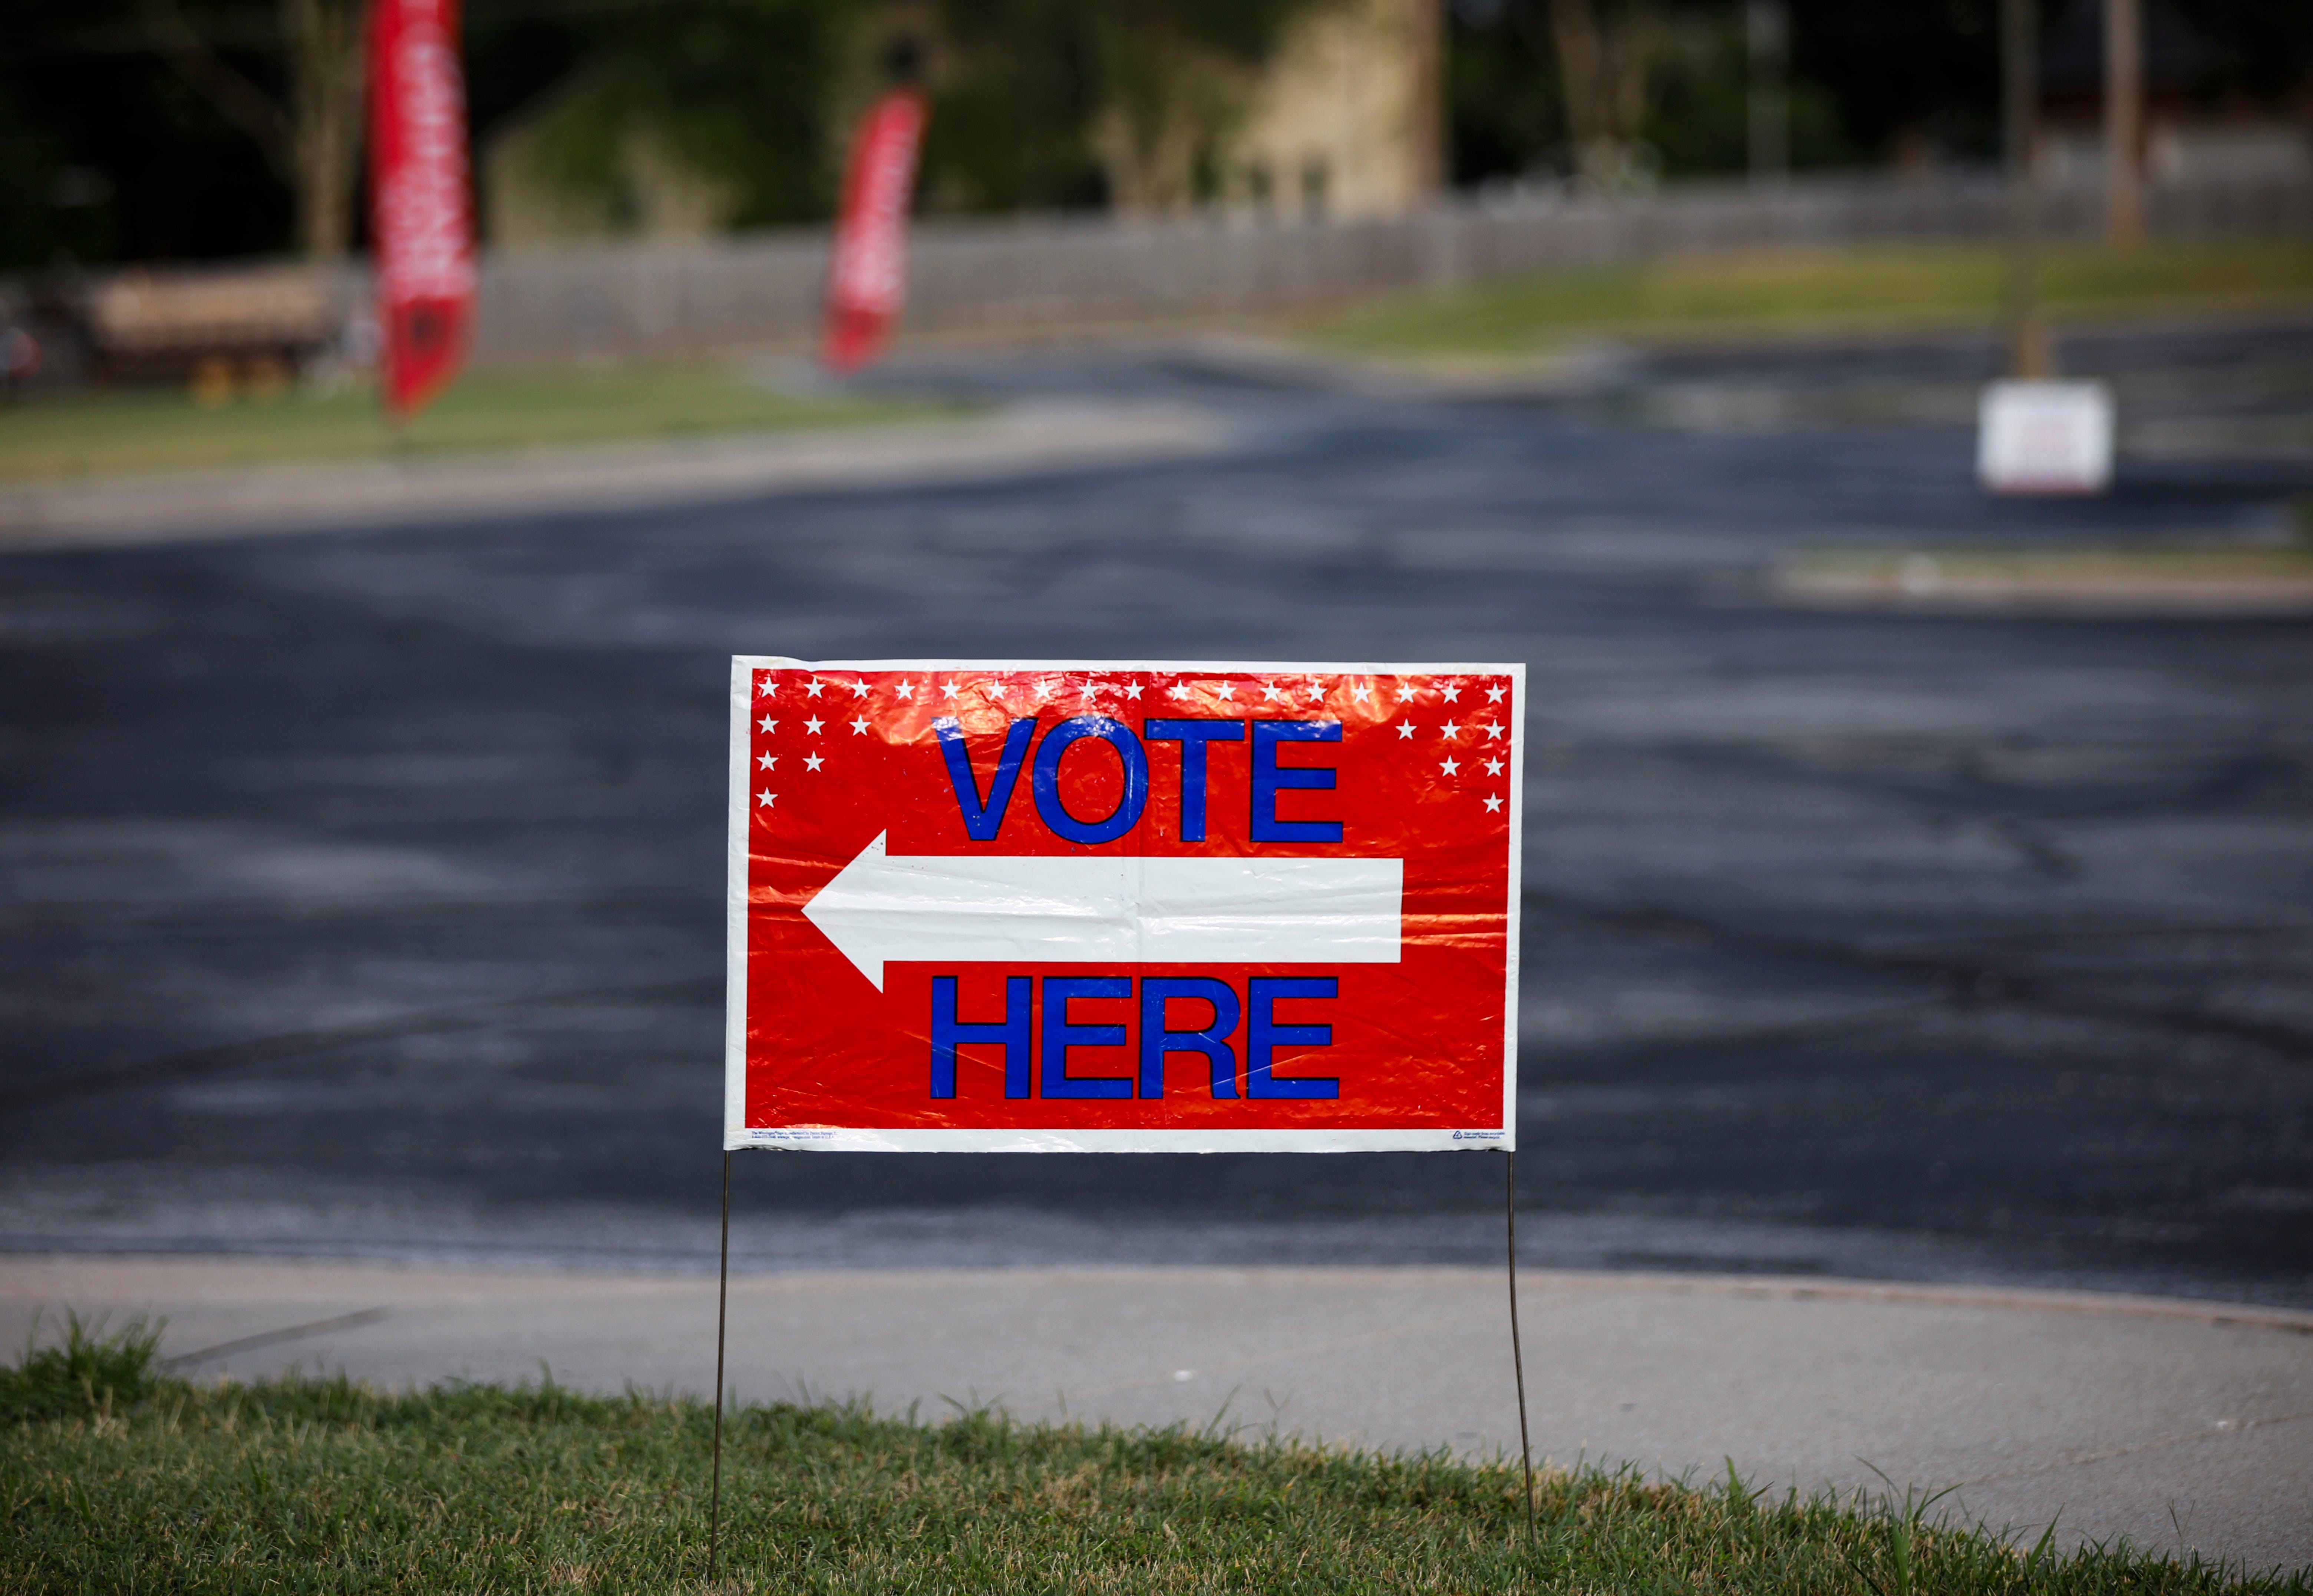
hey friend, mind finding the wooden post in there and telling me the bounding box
[2105,0,2144,245]
[1747,0,1790,187]
[2003,0,2053,378]
[1410,0,1448,202]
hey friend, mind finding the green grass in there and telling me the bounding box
[1789,545,2313,584]
[0,362,953,485]
[0,1311,165,1427]
[3,1318,2304,1593]
[1310,241,2313,363]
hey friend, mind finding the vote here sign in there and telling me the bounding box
[725,658,1524,1153]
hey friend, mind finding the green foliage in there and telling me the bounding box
[0,1311,169,1427]
[1447,0,1853,187]
[1641,10,1851,177]
[517,0,851,230]
[8,0,2313,265]
[920,0,1112,212]
[1783,0,2002,165]
[1,1357,2306,1593]
[0,0,293,266]
[0,83,74,268]
[922,0,1324,214]
[1446,1,1566,188]
[0,362,954,483]
[510,0,1329,227]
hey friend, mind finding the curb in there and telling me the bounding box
[12,1253,2308,1335]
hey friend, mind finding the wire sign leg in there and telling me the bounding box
[709,1150,732,1581]
[1507,1151,1537,1547]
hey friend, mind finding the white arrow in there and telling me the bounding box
[802,832,1403,991]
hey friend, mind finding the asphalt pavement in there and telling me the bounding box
[4,324,2312,1308]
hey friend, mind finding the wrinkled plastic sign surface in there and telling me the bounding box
[726,659,1523,1152]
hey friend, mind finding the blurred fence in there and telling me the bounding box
[471,171,2310,365]
[17,169,2310,377]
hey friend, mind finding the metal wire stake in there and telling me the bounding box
[709,1149,732,1581]
[1507,1150,1537,1547]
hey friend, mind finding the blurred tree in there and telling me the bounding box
[515,0,849,229]
[923,0,1326,214]
[139,0,364,257]
[0,0,292,267]
[1547,0,1663,184]
[1784,0,2004,163]
[0,84,75,269]
[2161,0,2313,100]
[1448,0,1846,185]
[1,0,2301,268]
[1447,0,1565,184]
[0,0,585,268]
[910,0,1104,210]
[1791,0,2311,170]
[1643,6,1845,175]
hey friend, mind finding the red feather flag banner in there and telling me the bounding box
[367,0,475,421]
[820,90,928,373]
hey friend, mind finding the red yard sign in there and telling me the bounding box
[726,659,1524,1153]
[819,90,927,372]
[368,0,475,419]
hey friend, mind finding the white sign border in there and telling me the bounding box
[726,656,1524,1154]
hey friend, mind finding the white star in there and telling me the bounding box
[1261,683,1284,702]
[1439,757,1460,775]
[756,714,775,733]
[804,753,824,772]
[1306,682,1326,702]
[804,716,824,735]
[849,716,870,735]
[1440,683,1462,702]
[1396,722,1416,741]
[1397,682,1419,700]
[1441,722,1461,739]
[757,752,776,770]
[1123,683,1142,700]
[1035,679,1055,699]
[756,675,777,697]
[1168,683,1190,700]
[1485,757,1505,775]
[1484,720,1504,739]
[804,679,826,698]
[849,680,868,696]
[942,682,961,700]
[894,683,914,700]
[1216,684,1235,701]
[1351,682,1371,703]
[1485,684,1507,703]
[1484,794,1504,813]
[756,788,776,807]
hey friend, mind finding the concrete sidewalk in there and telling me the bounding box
[6,1256,2308,1573]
